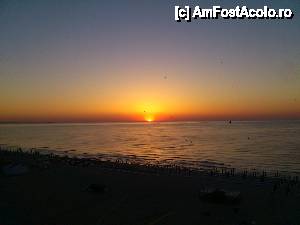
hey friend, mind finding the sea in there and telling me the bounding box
[0,121,299,176]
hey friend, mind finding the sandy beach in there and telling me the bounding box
[0,149,299,225]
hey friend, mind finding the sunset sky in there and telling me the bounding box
[0,0,299,122]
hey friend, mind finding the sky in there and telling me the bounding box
[0,0,299,122]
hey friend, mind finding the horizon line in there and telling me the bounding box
[1,118,300,124]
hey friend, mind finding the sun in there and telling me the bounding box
[145,115,154,122]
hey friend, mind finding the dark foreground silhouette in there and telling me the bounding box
[0,149,299,225]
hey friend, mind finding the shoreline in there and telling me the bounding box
[1,148,300,225]
[0,145,299,180]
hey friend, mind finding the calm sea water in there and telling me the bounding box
[0,121,300,175]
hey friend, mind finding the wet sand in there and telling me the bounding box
[0,149,300,225]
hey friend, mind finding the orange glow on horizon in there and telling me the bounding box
[144,114,154,122]
[1,86,300,122]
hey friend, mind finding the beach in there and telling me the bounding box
[1,149,299,225]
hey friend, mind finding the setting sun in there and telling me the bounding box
[145,115,154,122]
